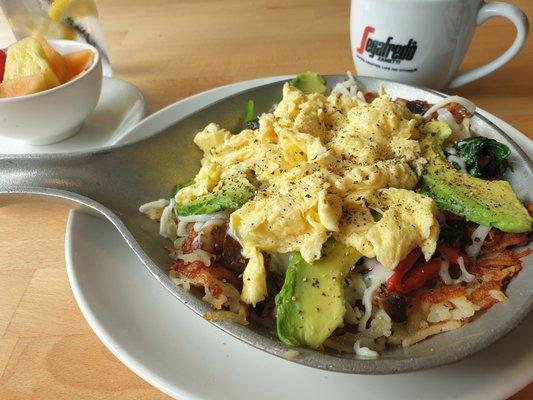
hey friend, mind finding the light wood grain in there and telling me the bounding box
[0,1,532,398]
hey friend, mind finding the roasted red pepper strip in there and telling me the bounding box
[386,247,422,293]
[400,259,442,293]
[439,245,472,267]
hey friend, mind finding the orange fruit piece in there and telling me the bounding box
[0,74,48,98]
[64,50,94,82]
[33,34,67,83]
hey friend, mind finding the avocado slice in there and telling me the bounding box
[175,173,255,216]
[275,240,361,349]
[289,71,327,95]
[420,134,532,233]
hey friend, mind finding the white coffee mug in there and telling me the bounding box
[350,0,529,89]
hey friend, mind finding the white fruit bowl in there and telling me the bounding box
[0,40,102,145]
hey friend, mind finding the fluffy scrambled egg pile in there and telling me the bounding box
[176,84,440,305]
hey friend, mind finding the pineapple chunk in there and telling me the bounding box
[4,38,59,89]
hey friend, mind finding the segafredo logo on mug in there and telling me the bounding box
[356,26,418,64]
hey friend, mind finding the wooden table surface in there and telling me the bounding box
[0,0,532,398]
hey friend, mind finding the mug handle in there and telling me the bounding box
[448,1,529,88]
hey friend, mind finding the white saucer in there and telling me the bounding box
[65,77,533,399]
[0,77,145,154]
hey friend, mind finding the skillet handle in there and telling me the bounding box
[0,147,132,211]
[0,152,104,198]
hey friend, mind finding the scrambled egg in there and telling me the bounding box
[176,83,440,305]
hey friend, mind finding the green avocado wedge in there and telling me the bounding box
[174,172,255,216]
[420,133,532,233]
[289,71,328,95]
[275,240,361,349]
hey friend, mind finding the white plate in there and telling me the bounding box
[65,77,533,400]
[0,77,145,154]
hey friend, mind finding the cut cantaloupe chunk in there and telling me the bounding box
[33,34,67,83]
[4,37,59,89]
[0,74,48,98]
[63,50,94,81]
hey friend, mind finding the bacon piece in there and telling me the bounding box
[181,235,196,254]
[171,260,223,298]
[170,260,239,299]
[178,221,229,256]
[446,102,472,124]
[180,223,197,254]
[364,92,379,103]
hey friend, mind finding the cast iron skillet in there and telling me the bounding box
[0,75,531,373]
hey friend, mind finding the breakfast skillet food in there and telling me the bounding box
[140,72,531,357]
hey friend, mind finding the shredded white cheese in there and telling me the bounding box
[193,221,204,232]
[159,199,177,239]
[346,70,357,85]
[359,258,392,332]
[192,218,228,248]
[447,154,467,172]
[423,95,476,119]
[139,199,169,220]
[465,225,491,259]
[178,210,229,223]
[331,71,361,98]
[457,256,475,283]
[331,82,350,97]
[438,258,453,285]
[354,339,379,359]
[439,256,475,285]
[437,109,471,140]
[176,211,229,237]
